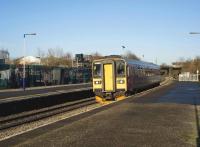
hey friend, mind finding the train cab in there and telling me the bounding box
[92,57,127,102]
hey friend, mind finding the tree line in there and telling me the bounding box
[1,47,141,67]
[173,56,200,73]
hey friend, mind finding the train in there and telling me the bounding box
[92,55,161,103]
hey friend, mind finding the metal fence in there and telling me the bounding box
[0,64,92,89]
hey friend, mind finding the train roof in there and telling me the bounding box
[93,56,160,70]
[125,59,160,70]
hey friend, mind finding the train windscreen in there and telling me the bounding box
[116,61,125,76]
[93,63,102,77]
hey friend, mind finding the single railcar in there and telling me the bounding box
[92,56,161,103]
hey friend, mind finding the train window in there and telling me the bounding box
[93,63,101,77]
[116,61,125,76]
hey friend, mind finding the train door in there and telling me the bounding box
[103,63,114,91]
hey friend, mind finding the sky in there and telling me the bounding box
[0,0,200,65]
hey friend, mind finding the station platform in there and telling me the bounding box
[0,83,91,101]
[1,81,199,146]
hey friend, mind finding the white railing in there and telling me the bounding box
[179,72,199,82]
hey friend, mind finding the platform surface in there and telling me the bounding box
[1,81,200,147]
[0,83,91,100]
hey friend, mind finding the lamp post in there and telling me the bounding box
[23,33,36,91]
[121,45,126,57]
[189,32,200,34]
[121,45,126,52]
[189,32,200,81]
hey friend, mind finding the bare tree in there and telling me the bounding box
[40,48,72,67]
[174,56,200,73]
[37,48,45,58]
[160,63,168,67]
[90,52,103,61]
[59,52,72,67]
[122,50,140,60]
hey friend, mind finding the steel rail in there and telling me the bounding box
[0,97,96,130]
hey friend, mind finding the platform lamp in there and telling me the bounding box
[23,33,37,91]
[189,32,200,81]
[189,32,200,34]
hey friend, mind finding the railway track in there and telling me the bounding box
[0,97,96,130]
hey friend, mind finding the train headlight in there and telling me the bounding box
[94,81,101,84]
[117,79,125,84]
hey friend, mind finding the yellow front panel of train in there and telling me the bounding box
[93,78,102,90]
[104,64,114,91]
[116,77,127,90]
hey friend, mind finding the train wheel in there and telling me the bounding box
[125,92,129,97]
